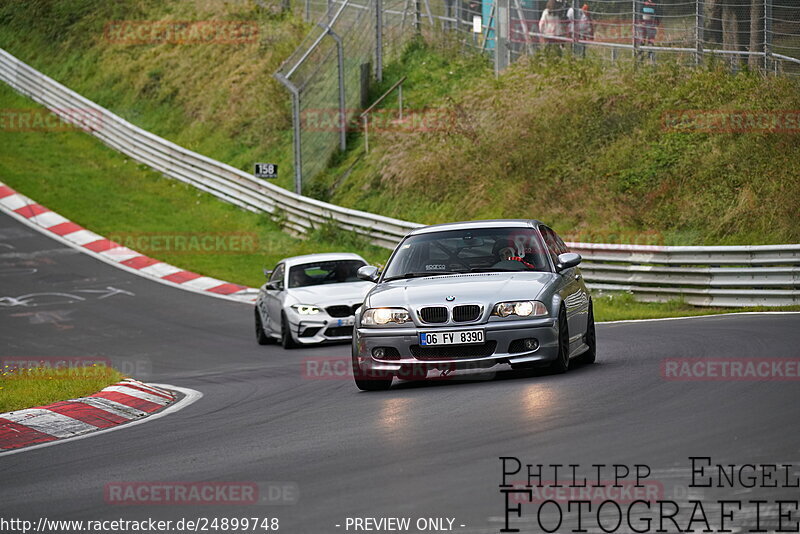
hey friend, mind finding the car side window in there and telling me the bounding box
[270,264,285,285]
[539,226,560,264]
[553,231,570,255]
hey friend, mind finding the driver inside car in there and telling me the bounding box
[490,237,544,270]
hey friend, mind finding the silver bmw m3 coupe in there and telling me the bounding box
[255,253,373,348]
[351,220,596,390]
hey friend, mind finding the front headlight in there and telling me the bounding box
[291,304,321,315]
[361,307,410,326]
[492,300,547,318]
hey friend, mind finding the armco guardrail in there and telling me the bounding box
[1,48,798,307]
[0,48,423,250]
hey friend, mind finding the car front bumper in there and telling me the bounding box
[354,317,559,372]
[287,314,356,345]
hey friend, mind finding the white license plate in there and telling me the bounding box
[419,329,484,346]
[335,317,355,327]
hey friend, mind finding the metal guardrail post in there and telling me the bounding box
[696,0,704,65]
[305,0,311,22]
[376,0,383,83]
[274,73,303,195]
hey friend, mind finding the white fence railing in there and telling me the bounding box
[1,48,798,307]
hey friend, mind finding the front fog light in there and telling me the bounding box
[373,347,386,359]
[524,338,539,351]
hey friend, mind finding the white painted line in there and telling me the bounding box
[2,409,98,438]
[74,397,147,419]
[0,193,28,211]
[102,385,172,405]
[138,262,183,278]
[62,229,103,246]
[29,211,68,228]
[0,384,203,457]
[598,310,800,325]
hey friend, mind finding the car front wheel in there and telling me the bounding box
[281,312,298,349]
[550,306,570,374]
[579,301,596,364]
[255,307,271,345]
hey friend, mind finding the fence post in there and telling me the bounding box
[632,0,639,60]
[305,0,311,22]
[415,0,421,34]
[376,0,383,83]
[696,0,704,65]
[495,0,509,74]
[325,26,347,153]
[764,0,772,71]
[274,73,303,195]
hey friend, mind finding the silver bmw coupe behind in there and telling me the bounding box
[351,220,596,390]
[255,253,373,348]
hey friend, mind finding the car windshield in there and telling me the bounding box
[382,227,552,281]
[288,260,366,288]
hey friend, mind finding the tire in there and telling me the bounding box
[550,306,570,374]
[254,307,271,345]
[280,312,298,349]
[579,301,597,364]
[352,340,393,391]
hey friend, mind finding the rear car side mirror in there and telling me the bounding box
[556,252,581,272]
[357,265,380,283]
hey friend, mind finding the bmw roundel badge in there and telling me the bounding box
[445,296,456,302]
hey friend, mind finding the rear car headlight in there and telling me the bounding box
[291,304,321,315]
[492,301,547,318]
[362,307,410,326]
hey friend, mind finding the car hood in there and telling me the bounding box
[366,272,556,308]
[286,281,373,306]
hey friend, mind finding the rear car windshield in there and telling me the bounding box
[288,260,366,288]
[382,227,552,281]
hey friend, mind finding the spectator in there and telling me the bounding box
[567,3,594,57]
[635,0,660,60]
[538,0,565,50]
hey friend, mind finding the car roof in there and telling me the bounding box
[407,219,545,236]
[280,252,367,268]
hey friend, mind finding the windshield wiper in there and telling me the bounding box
[384,271,458,282]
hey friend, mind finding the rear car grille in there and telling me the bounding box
[410,341,497,360]
[325,325,353,337]
[419,306,448,323]
[326,305,352,318]
[452,305,481,322]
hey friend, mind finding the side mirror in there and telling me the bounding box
[357,265,380,283]
[263,268,273,278]
[556,252,581,272]
[265,280,283,291]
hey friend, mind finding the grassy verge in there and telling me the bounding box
[0,364,125,413]
[0,83,389,288]
[593,293,800,322]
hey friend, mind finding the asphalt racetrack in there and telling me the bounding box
[1,211,799,534]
